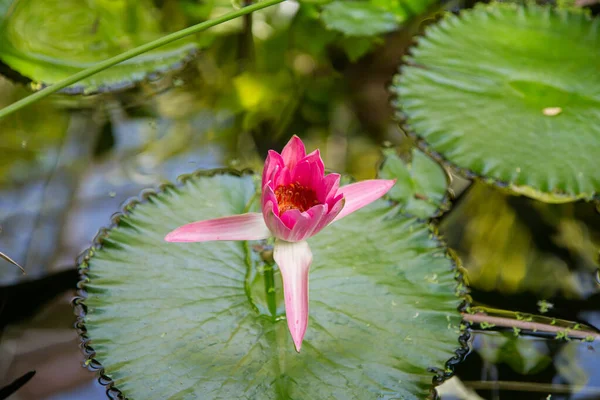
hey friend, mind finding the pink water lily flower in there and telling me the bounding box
[165,136,395,352]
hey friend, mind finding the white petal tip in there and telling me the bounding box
[384,179,397,188]
[289,319,307,353]
[164,231,177,242]
[290,320,307,353]
[164,230,188,242]
[292,332,305,352]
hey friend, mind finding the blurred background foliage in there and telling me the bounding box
[441,183,600,299]
[0,0,598,399]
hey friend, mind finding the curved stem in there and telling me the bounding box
[0,0,285,120]
[463,312,600,340]
[0,251,25,274]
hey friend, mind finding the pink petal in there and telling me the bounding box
[264,206,293,240]
[291,156,325,188]
[281,135,306,170]
[298,149,325,176]
[279,208,303,230]
[165,213,271,242]
[261,183,280,217]
[273,239,313,352]
[275,167,292,187]
[316,173,341,204]
[333,179,396,222]
[262,150,284,188]
[312,197,344,234]
[284,204,328,241]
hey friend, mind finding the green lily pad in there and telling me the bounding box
[320,0,437,37]
[78,171,463,399]
[379,148,449,218]
[0,0,198,94]
[393,3,600,202]
[321,1,399,36]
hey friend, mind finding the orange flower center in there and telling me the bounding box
[274,182,319,213]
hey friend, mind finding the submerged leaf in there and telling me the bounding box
[0,0,199,93]
[80,172,462,399]
[476,333,551,375]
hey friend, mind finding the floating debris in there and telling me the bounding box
[542,107,562,116]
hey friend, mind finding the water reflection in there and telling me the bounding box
[444,332,599,400]
[440,183,600,300]
[440,182,600,399]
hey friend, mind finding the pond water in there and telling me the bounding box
[0,1,599,399]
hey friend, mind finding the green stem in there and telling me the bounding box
[239,0,256,68]
[0,0,284,120]
[264,263,277,318]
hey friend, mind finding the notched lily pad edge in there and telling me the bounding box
[0,46,199,95]
[390,3,600,204]
[426,229,472,399]
[391,97,599,204]
[72,168,255,400]
[71,167,472,400]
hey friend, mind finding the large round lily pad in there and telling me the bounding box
[78,171,462,399]
[393,3,600,202]
[0,0,198,94]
